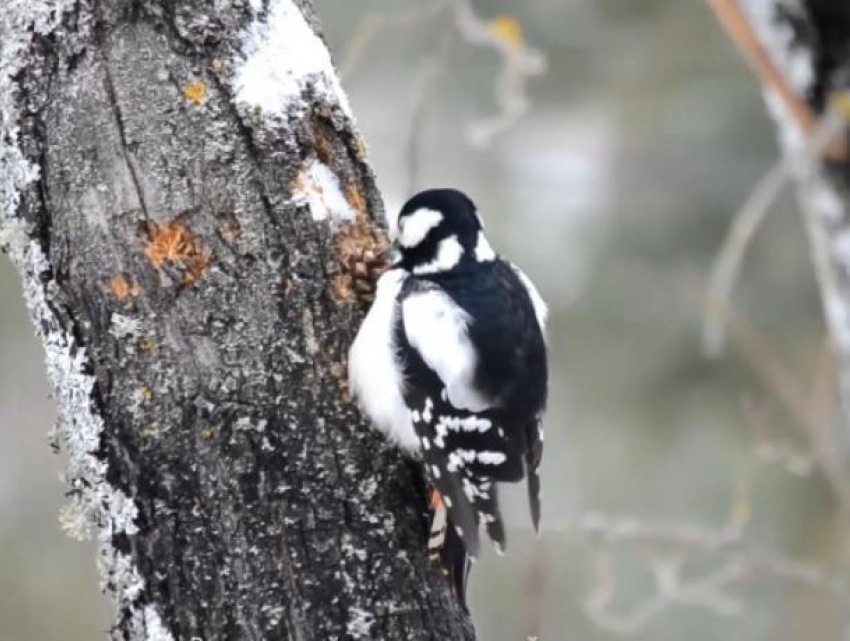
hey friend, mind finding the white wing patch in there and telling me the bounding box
[402,288,492,412]
[348,269,419,453]
[510,263,548,332]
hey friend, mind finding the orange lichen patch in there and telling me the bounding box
[345,182,367,217]
[139,384,154,402]
[181,79,207,105]
[138,337,156,354]
[109,274,142,300]
[312,126,333,165]
[353,133,369,160]
[489,15,524,47]
[144,221,211,285]
[140,425,158,439]
[290,172,308,195]
[329,360,351,400]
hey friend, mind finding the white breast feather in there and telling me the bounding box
[402,288,492,412]
[510,262,548,331]
[348,269,420,453]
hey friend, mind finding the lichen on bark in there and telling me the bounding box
[1,0,474,638]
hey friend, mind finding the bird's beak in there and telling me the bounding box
[380,242,402,266]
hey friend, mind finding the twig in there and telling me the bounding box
[550,511,743,549]
[808,335,837,435]
[338,3,449,78]
[551,511,850,634]
[708,297,850,507]
[338,1,546,151]
[522,538,548,641]
[584,552,745,635]
[744,396,815,477]
[703,103,850,356]
[702,159,789,357]
[449,0,547,147]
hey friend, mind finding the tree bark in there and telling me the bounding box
[0,1,474,639]
[741,1,850,467]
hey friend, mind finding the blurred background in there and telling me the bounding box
[1,0,843,639]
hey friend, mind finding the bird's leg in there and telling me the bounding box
[427,486,450,575]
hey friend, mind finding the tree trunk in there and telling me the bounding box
[0,1,474,639]
[740,2,850,465]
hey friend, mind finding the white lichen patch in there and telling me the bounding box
[58,500,91,541]
[0,217,31,256]
[2,3,173,638]
[346,606,376,639]
[233,0,352,118]
[291,158,357,225]
[110,313,143,340]
[235,416,268,432]
[141,605,175,641]
[1,2,63,256]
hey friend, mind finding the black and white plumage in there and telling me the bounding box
[349,188,548,598]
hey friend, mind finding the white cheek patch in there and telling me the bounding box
[413,236,463,275]
[398,207,443,248]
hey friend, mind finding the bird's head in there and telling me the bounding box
[391,188,494,274]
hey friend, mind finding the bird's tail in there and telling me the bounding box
[526,460,541,532]
[525,421,544,532]
[428,491,472,610]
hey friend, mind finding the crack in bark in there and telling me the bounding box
[95,0,152,222]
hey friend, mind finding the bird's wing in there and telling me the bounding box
[505,262,547,530]
[401,284,525,555]
[508,262,548,332]
[401,287,493,412]
[524,418,544,532]
[405,391,521,558]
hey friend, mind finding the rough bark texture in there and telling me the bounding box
[746,1,850,459]
[0,1,475,639]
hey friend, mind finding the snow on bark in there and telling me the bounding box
[291,158,359,224]
[234,0,353,119]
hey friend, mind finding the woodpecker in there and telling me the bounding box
[348,188,548,603]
